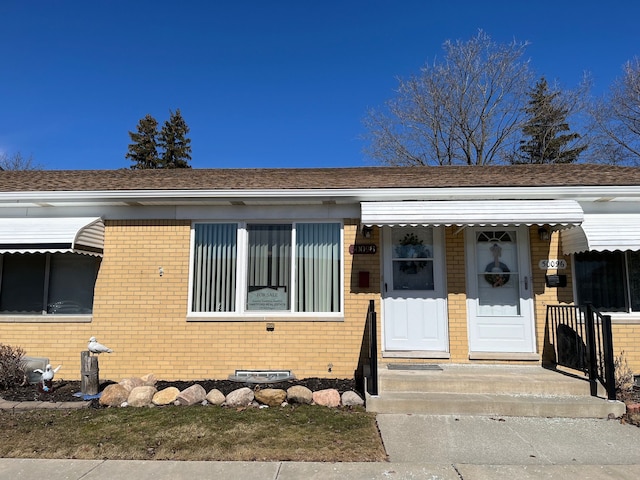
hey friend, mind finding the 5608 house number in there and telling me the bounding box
[538,259,567,270]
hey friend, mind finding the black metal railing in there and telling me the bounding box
[365,299,378,396]
[546,304,616,400]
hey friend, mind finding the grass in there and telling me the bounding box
[0,404,387,462]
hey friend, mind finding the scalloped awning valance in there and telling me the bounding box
[361,200,584,227]
[561,214,640,254]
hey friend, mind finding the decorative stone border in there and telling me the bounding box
[98,374,364,408]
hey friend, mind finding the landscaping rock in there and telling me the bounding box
[341,390,364,407]
[176,384,207,406]
[286,385,313,404]
[225,387,254,407]
[99,383,130,407]
[152,386,180,406]
[205,388,225,406]
[128,385,157,407]
[140,373,157,387]
[119,377,144,392]
[312,388,340,407]
[254,388,286,407]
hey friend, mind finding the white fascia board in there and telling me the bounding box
[2,185,640,205]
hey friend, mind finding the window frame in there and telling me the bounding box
[0,252,98,323]
[573,250,640,324]
[187,220,345,321]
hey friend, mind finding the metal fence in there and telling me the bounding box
[546,304,616,400]
[365,299,378,396]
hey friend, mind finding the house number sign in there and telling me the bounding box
[538,259,567,270]
[349,244,377,255]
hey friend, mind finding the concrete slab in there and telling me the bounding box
[455,464,640,480]
[53,401,91,409]
[0,458,102,480]
[0,400,19,410]
[277,462,459,479]
[11,401,44,410]
[81,460,281,479]
[377,414,640,465]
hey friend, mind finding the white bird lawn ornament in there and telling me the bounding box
[88,336,113,355]
[33,364,62,392]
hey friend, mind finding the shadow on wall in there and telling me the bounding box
[542,314,588,372]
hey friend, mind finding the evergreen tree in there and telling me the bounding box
[126,114,160,169]
[515,78,586,164]
[158,109,192,168]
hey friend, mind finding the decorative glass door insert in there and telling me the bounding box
[476,230,520,316]
[391,228,434,291]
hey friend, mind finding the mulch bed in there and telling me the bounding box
[0,378,359,405]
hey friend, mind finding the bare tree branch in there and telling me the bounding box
[364,31,533,166]
[0,152,43,171]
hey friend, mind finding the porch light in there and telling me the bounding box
[362,225,373,238]
[538,227,550,242]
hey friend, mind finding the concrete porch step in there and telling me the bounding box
[365,391,626,418]
[378,364,596,397]
[366,364,623,418]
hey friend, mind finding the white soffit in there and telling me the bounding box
[561,214,640,254]
[360,200,584,227]
[0,217,104,255]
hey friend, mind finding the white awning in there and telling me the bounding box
[361,200,584,227]
[561,214,640,254]
[0,217,104,256]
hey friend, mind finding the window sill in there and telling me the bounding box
[383,350,450,359]
[606,313,640,325]
[0,315,93,323]
[187,314,344,322]
[469,352,540,361]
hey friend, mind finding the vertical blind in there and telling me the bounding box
[192,224,237,312]
[296,223,340,312]
[246,224,292,310]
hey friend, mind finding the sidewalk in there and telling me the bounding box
[2,458,640,480]
[2,412,640,479]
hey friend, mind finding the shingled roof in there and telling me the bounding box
[0,164,638,192]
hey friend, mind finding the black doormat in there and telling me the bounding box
[387,364,443,371]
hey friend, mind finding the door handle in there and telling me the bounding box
[524,276,529,290]
[385,283,388,292]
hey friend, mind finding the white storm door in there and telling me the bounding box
[465,227,535,353]
[382,226,448,352]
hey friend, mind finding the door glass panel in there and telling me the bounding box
[476,230,520,316]
[391,228,434,291]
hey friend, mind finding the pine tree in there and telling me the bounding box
[126,114,160,169]
[515,78,586,164]
[158,109,192,168]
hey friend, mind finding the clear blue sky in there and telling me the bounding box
[1,0,639,170]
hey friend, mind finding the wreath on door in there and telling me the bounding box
[396,232,430,274]
[484,262,510,287]
[484,242,510,287]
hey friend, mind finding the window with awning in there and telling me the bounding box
[0,217,104,255]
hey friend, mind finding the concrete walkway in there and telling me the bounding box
[2,405,640,479]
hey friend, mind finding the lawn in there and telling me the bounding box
[0,404,387,462]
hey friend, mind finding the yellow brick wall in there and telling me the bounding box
[531,227,568,364]
[3,221,640,380]
[0,220,379,382]
[445,227,469,362]
[612,324,640,370]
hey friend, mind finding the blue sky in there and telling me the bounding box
[1,1,639,170]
